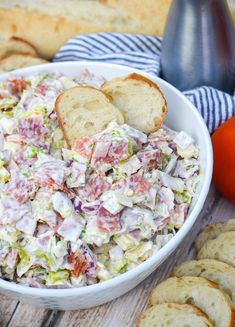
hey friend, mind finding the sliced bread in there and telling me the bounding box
[173,259,235,306]
[55,86,125,148]
[197,231,235,267]
[150,276,234,327]
[195,219,235,252]
[101,73,167,134]
[0,54,47,73]
[0,36,38,60]
[137,303,214,327]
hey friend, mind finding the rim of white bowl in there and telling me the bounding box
[0,61,213,297]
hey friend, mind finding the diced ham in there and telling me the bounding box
[57,213,84,242]
[67,162,86,188]
[16,215,36,235]
[158,186,175,211]
[77,69,106,88]
[92,141,111,159]
[171,203,188,227]
[118,155,142,176]
[5,247,18,269]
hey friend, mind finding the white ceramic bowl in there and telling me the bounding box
[0,62,213,310]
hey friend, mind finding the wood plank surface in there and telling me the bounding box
[1,186,235,327]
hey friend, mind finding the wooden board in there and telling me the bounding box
[1,185,235,327]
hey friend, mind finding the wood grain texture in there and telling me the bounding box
[6,304,52,327]
[1,185,235,327]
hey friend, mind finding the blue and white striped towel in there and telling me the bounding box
[54,33,235,133]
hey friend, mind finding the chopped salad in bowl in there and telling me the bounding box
[0,69,200,288]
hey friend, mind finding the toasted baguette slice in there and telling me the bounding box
[0,36,38,60]
[197,231,235,267]
[150,276,234,327]
[101,73,167,134]
[0,54,47,73]
[195,219,235,252]
[173,259,235,307]
[55,86,125,147]
[137,303,214,327]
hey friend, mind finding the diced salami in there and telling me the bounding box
[7,79,27,96]
[78,174,110,201]
[97,206,121,233]
[68,251,88,277]
[74,136,94,160]
[5,171,37,203]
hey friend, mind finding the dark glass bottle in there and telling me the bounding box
[161,0,235,94]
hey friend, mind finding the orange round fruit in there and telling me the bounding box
[212,116,235,202]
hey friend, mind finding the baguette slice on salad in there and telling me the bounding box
[101,73,167,134]
[150,276,234,327]
[137,303,213,327]
[55,86,125,148]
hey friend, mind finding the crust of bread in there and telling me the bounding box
[0,54,47,73]
[126,73,168,131]
[0,36,38,60]
[102,73,167,134]
[137,303,213,327]
[55,86,124,148]
[195,219,235,252]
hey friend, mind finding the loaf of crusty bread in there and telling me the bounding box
[150,276,234,327]
[0,36,37,60]
[173,259,235,307]
[0,0,234,59]
[102,73,167,134]
[55,86,124,147]
[195,219,235,252]
[0,54,47,73]
[137,303,214,327]
[0,0,171,59]
[197,231,235,267]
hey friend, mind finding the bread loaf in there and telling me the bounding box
[137,303,214,327]
[150,276,234,327]
[0,36,37,60]
[0,1,234,59]
[0,54,47,73]
[0,0,171,59]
